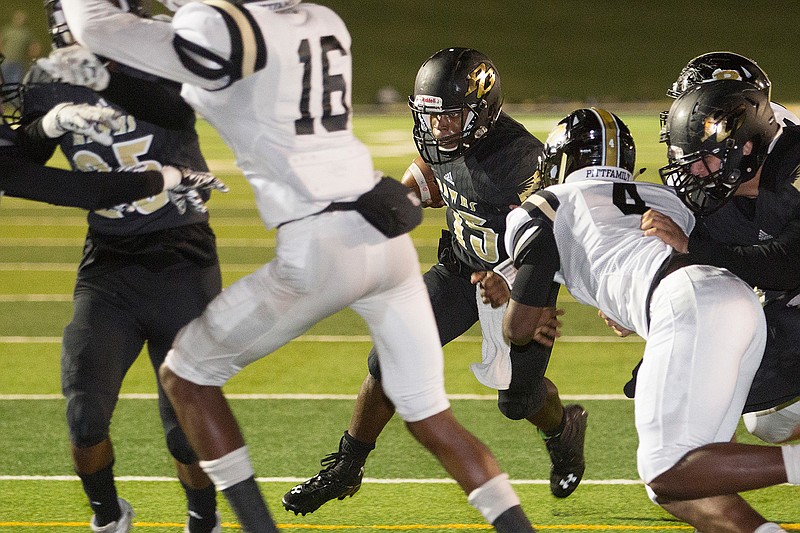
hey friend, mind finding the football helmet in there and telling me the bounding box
[0,55,22,127]
[660,52,771,141]
[659,79,778,216]
[158,0,301,11]
[538,107,636,185]
[409,47,503,164]
[667,51,771,99]
[44,0,148,49]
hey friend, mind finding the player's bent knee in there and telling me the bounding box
[497,389,543,420]
[367,350,382,381]
[66,394,111,448]
[166,427,199,464]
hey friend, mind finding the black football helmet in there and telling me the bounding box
[538,107,636,185]
[44,0,148,49]
[667,51,771,99]
[409,47,503,164]
[659,79,778,216]
[660,52,771,142]
[0,55,22,127]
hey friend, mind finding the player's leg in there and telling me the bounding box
[62,276,142,531]
[636,267,788,531]
[659,494,782,533]
[162,211,412,532]
[352,235,534,532]
[146,263,222,533]
[283,263,481,514]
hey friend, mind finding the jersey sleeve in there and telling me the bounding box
[61,0,265,90]
[503,191,561,306]
[0,156,164,210]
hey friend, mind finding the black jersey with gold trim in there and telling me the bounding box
[430,112,543,273]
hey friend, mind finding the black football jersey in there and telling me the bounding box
[22,70,209,236]
[431,112,543,272]
[21,68,217,275]
[689,125,800,291]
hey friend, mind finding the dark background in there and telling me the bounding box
[3,0,799,106]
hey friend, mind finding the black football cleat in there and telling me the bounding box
[543,404,588,498]
[282,450,365,515]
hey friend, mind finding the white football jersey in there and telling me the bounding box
[63,0,376,228]
[506,176,695,337]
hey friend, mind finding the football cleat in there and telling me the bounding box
[184,510,221,533]
[282,449,365,516]
[90,498,134,533]
[542,404,588,498]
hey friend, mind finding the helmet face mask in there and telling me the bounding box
[0,55,22,128]
[409,48,502,164]
[659,80,778,216]
[538,107,636,186]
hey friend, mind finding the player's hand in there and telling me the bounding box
[471,270,510,308]
[40,102,127,146]
[641,209,689,253]
[532,307,565,347]
[162,166,228,215]
[598,310,633,337]
[35,45,110,91]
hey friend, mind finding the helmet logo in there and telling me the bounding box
[414,94,443,112]
[711,68,743,82]
[702,107,744,143]
[466,63,496,99]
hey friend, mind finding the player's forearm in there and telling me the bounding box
[61,0,218,88]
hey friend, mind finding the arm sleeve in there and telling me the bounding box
[0,158,164,210]
[688,217,800,290]
[61,0,238,90]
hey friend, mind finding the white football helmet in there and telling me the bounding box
[158,0,301,12]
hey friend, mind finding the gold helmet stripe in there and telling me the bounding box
[591,107,620,167]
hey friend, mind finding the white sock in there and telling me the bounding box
[467,473,520,524]
[753,522,786,533]
[198,446,254,491]
[781,444,800,484]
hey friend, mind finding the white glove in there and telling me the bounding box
[162,165,229,215]
[156,0,201,12]
[35,45,110,91]
[40,102,127,146]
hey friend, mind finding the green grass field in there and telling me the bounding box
[0,112,797,532]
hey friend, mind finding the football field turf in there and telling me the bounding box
[0,113,797,531]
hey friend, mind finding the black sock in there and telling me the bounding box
[541,411,567,439]
[182,480,218,533]
[221,476,278,533]
[492,505,536,533]
[78,461,120,526]
[341,431,375,459]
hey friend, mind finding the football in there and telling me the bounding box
[400,156,444,207]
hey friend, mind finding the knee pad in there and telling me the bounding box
[367,350,382,382]
[497,388,544,421]
[166,427,199,465]
[66,394,111,448]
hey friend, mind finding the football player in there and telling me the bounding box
[21,2,227,531]
[647,80,800,445]
[59,1,538,532]
[501,106,798,533]
[282,47,586,517]
[0,53,215,209]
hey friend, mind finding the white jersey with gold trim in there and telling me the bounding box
[63,0,376,228]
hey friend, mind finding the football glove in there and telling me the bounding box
[40,102,127,146]
[162,166,229,215]
[35,45,110,91]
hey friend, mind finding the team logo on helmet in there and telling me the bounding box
[711,68,744,82]
[466,63,496,99]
